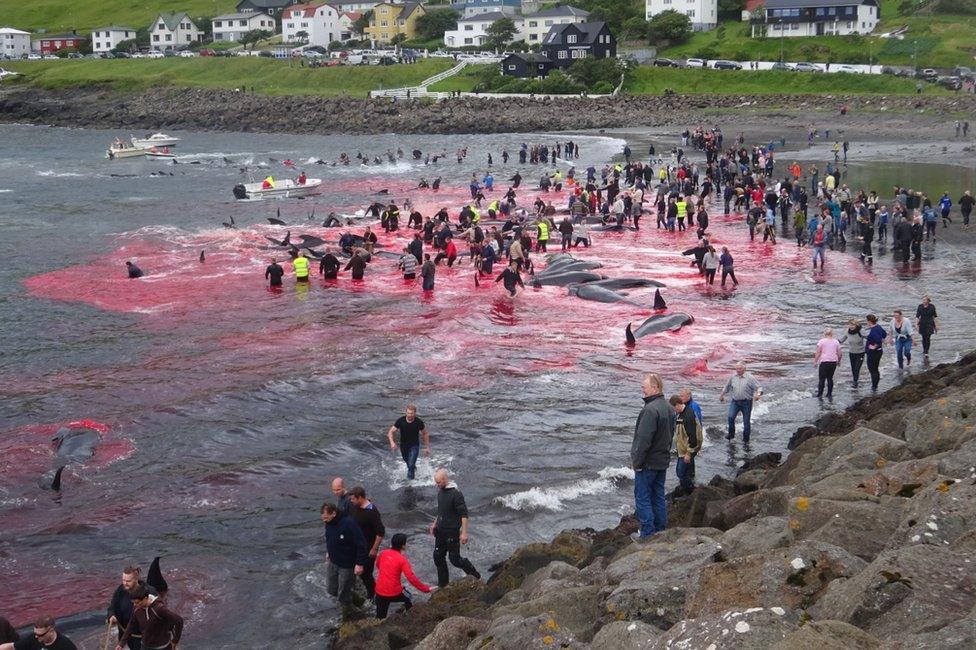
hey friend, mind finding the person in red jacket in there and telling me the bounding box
[374,533,437,619]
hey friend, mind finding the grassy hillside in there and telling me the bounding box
[0,0,237,32]
[430,63,951,95]
[2,58,455,96]
[659,5,976,68]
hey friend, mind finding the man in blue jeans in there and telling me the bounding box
[720,362,763,441]
[387,404,431,480]
[631,373,676,542]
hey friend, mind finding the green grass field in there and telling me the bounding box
[659,9,976,68]
[0,0,238,32]
[430,63,951,96]
[3,58,455,96]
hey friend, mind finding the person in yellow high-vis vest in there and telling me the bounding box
[292,252,310,283]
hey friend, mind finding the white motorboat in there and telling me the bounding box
[144,146,176,160]
[131,132,181,148]
[106,141,152,159]
[233,177,322,200]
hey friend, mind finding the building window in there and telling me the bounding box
[557,50,567,59]
[153,34,160,41]
[508,64,516,70]
[571,49,585,58]
[687,10,695,17]
[567,35,577,43]
[165,34,172,41]
[529,20,537,27]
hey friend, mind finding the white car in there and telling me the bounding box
[833,64,859,74]
[178,50,196,58]
[148,51,165,59]
[43,54,59,60]
[26,53,42,60]
[685,58,706,68]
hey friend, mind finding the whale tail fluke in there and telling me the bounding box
[654,289,667,310]
[625,323,636,346]
[147,556,168,597]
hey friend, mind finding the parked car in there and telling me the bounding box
[712,60,742,70]
[148,51,165,59]
[114,52,130,59]
[937,75,962,90]
[179,50,196,58]
[833,64,859,74]
[653,58,681,67]
[794,62,821,72]
[953,66,973,79]
[770,62,793,71]
[26,53,43,60]
[685,58,706,68]
[919,68,938,80]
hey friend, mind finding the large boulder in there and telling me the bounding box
[789,428,914,488]
[483,529,593,603]
[880,606,976,649]
[518,561,581,600]
[937,437,976,479]
[902,390,976,456]
[650,607,800,649]
[810,544,976,638]
[490,586,604,641]
[786,495,905,561]
[705,487,793,530]
[415,617,489,650]
[717,516,794,559]
[603,532,722,629]
[770,620,881,649]
[687,540,866,617]
[884,478,976,551]
[466,613,585,650]
[590,620,661,650]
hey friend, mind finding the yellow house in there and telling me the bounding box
[365,2,426,44]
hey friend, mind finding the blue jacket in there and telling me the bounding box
[325,513,368,569]
[866,324,886,351]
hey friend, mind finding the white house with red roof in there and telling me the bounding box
[282,2,342,46]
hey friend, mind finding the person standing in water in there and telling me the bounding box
[864,314,886,390]
[430,468,481,587]
[915,295,939,357]
[888,309,914,369]
[839,318,866,387]
[265,258,284,287]
[125,261,144,278]
[814,327,842,398]
[495,260,524,297]
[387,405,430,481]
[292,252,310,283]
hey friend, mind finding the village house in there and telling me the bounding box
[0,27,31,58]
[212,12,278,42]
[338,12,364,40]
[646,0,718,31]
[541,21,615,69]
[444,11,515,48]
[751,0,880,37]
[450,0,522,18]
[518,5,589,45]
[33,31,88,55]
[500,51,553,78]
[365,2,426,44]
[149,13,203,51]
[325,0,382,11]
[236,0,299,28]
[282,1,342,45]
[91,26,137,54]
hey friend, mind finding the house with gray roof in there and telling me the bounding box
[751,0,880,37]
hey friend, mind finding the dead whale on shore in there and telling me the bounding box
[567,283,637,304]
[531,271,604,287]
[626,313,694,343]
[588,278,666,290]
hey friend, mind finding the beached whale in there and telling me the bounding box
[626,313,695,343]
[588,278,666,290]
[567,283,634,304]
[530,271,604,287]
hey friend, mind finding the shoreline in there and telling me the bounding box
[2,86,975,137]
[333,351,976,649]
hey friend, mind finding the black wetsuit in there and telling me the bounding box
[495,267,524,296]
[319,254,340,279]
[127,264,144,278]
[265,263,284,286]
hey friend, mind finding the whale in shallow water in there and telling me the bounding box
[39,426,102,490]
[530,271,604,287]
[567,283,634,304]
[626,313,695,343]
[588,277,666,290]
[542,260,603,274]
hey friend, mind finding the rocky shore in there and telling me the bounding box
[1,86,975,135]
[335,352,976,649]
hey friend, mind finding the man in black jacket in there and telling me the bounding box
[430,469,481,587]
[107,566,157,650]
[348,486,385,599]
[631,373,675,542]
